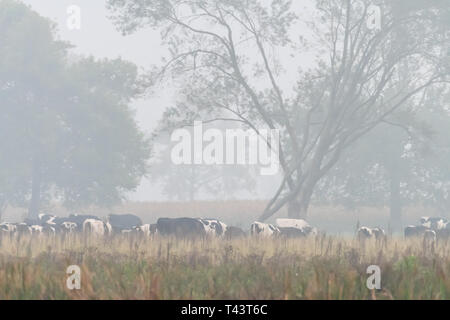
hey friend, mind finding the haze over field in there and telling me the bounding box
[2,0,450,302]
[1,0,450,233]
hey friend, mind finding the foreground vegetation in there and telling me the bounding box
[1,234,450,299]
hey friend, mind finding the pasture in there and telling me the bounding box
[1,233,450,300]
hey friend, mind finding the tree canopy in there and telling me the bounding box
[0,0,150,219]
[107,0,450,220]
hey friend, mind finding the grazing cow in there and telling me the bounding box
[357,226,385,240]
[132,224,155,237]
[14,223,32,236]
[420,217,448,231]
[436,222,450,239]
[276,218,317,236]
[198,218,227,237]
[150,224,158,235]
[30,225,44,235]
[357,226,372,239]
[121,229,133,235]
[224,226,246,239]
[24,218,40,226]
[424,229,437,242]
[278,227,307,238]
[42,225,56,235]
[107,214,143,233]
[156,217,206,238]
[0,223,17,235]
[59,221,77,233]
[404,225,429,238]
[371,227,385,239]
[250,222,280,237]
[276,218,309,229]
[68,214,101,231]
[30,224,55,236]
[83,219,112,236]
[38,214,56,226]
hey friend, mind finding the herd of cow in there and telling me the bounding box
[0,214,318,239]
[0,213,449,241]
[356,216,450,241]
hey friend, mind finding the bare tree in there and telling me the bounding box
[108,0,449,219]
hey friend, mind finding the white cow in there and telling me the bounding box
[276,218,317,236]
[83,219,111,236]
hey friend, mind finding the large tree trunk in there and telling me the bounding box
[0,201,5,223]
[287,173,317,219]
[389,169,402,233]
[28,157,42,220]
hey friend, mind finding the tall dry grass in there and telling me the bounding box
[1,234,450,299]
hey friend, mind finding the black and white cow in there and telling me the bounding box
[68,214,102,232]
[250,222,280,237]
[29,224,56,236]
[132,224,158,237]
[38,214,57,227]
[420,217,448,231]
[198,218,227,237]
[436,222,450,239]
[156,217,206,238]
[0,222,17,236]
[59,221,78,233]
[357,226,385,240]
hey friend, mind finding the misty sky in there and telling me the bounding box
[19,0,315,202]
[21,0,174,201]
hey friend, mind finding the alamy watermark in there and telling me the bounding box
[170,121,280,176]
[66,265,81,290]
[366,265,381,290]
[366,4,381,31]
[67,5,81,30]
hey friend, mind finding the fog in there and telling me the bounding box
[1,0,450,231]
[2,0,450,301]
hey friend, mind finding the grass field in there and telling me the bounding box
[1,234,450,300]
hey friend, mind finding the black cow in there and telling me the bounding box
[14,223,32,236]
[404,225,428,238]
[156,217,206,238]
[224,226,246,239]
[108,214,143,233]
[278,227,307,238]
